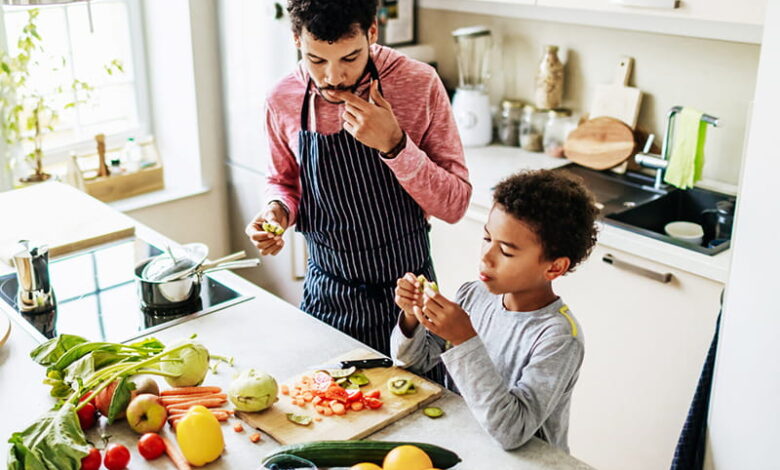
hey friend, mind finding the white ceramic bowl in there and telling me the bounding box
[664,221,704,245]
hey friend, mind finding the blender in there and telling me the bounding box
[451,26,492,147]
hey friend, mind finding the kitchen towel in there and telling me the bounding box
[664,108,708,189]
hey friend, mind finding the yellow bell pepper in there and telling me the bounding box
[176,405,224,466]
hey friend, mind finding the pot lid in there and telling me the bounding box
[141,243,208,282]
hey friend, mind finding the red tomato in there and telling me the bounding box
[80,447,101,470]
[324,384,349,403]
[365,390,381,399]
[138,432,166,460]
[363,397,383,409]
[76,402,97,430]
[104,443,131,470]
[345,389,363,402]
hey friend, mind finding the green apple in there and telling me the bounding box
[126,393,168,434]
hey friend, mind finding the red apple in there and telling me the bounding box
[126,393,168,434]
[95,381,122,418]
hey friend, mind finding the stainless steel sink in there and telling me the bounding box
[553,165,736,255]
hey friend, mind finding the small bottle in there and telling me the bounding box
[123,137,142,173]
[534,45,565,110]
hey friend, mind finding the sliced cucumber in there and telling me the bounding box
[348,372,370,386]
[423,407,444,419]
[286,413,313,426]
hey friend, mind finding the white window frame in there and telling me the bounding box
[0,0,152,166]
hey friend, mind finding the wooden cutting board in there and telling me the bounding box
[590,56,643,129]
[564,117,636,170]
[236,349,443,445]
[0,182,135,266]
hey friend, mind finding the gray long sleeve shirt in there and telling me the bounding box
[390,281,584,452]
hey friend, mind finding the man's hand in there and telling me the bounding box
[335,80,404,154]
[415,288,477,346]
[245,201,289,256]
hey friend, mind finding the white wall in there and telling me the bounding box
[418,8,760,186]
[128,0,230,256]
[706,1,780,467]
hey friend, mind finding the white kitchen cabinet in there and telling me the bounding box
[556,243,723,470]
[536,0,766,26]
[431,213,724,470]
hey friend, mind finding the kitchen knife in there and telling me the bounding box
[310,358,393,370]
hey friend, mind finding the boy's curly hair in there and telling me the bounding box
[493,170,599,272]
[287,0,378,43]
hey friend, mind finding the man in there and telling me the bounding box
[245,0,471,359]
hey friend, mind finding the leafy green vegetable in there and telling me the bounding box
[7,403,90,470]
[29,334,87,367]
[159,339,210,387]
[107,376,135,424]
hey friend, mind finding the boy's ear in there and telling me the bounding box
[545,257,570,281]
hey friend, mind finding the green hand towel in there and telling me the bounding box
[664,108,708,189]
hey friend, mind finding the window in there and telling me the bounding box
[0,0,149,162]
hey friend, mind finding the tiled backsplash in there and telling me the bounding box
[418,7,761,186]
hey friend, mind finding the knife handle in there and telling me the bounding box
[342,358,393,369]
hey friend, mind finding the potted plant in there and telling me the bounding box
[0,9,121,187]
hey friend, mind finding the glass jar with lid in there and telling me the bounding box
[497,98,524,147]
[519,104,546,152]
[543,108,576,158]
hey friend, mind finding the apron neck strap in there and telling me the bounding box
[300,57,382,132]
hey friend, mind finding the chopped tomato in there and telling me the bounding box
[365,390,381,399]
[363,397,383,409]
[345,389,363,403]
[324,384,349,403]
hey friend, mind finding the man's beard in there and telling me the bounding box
[316,82,359,104]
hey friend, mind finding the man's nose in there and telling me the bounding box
[324,64,346,87]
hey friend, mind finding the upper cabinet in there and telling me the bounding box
[420,0,765,43]
[536,0,766,26]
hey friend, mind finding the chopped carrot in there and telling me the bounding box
[350,401,364,411]
[233,422,244,432]
[161,386,221,396]
[312,396,322,405]
[314,416,322,422]
[281,384,290,395]
[302,392,313,402]
[249,433,261,443]
[161,436,192,470]
[323,407,333,416]
[315,406,325,414]
[331,402,346,415]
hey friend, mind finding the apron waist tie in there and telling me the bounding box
[309,258,432,301]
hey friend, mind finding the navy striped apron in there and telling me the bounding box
[295,60,443,379]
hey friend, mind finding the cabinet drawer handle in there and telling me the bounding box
[610,0,679,8]
[602,253,673,283]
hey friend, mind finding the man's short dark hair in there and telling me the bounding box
[493,169,599,272]
[287,0,378,43]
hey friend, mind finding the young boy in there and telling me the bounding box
[391,169,599,452]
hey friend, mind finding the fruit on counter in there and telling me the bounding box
[80,447,101,470]
[76,401,97,430]
[262,221,285,235]
[159,340,211,387]
[104,443,131,470]
[130,375,160,396]
[387,376,416,395]
[127,393,168,434]
[176,405,225,466]
[423,407,444,419]
[95,380,124,418]
[383,445,433,470]
[416,275,439,294]
[350,463,383,470]
[227,368,279,412]
[138,432,167,460]
[261,441,462,469]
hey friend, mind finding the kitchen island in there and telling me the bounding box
[0,183,594,470]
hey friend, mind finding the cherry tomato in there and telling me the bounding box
[363,397,383,409]
[80,447,101,470]
[76,402,97,430]
[138,432,166,460]
[104,443,131,470]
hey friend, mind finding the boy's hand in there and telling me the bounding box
[416,288,477,346]
[245,201,288,256]
[395,272,423,318]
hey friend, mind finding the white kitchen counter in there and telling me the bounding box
[0,184,594,470]
[464,145,732,283]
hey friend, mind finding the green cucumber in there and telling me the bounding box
[423,406,444,418]
[261,440,461,468]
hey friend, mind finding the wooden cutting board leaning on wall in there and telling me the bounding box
[564,117,636,170]
[0,182,136,267]
[590,56,643,128]
[236,349,443,445]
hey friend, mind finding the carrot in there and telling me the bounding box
[249,433,261,443]
[233,423,244,432]
[165,397,227,411]
[350,401,364,411]
[161,436,192,470]
[314,416,322,422]
[281,384,290,395]
[161,393,227,405]
[323,407,333,416]
[331,402,346,415]
[161,386,222,396]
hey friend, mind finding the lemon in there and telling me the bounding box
[350,463,383,470]
[383,445,433,470]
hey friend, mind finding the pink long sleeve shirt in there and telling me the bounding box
[264,44,472,226]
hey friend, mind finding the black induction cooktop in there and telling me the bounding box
[0,238,251,344]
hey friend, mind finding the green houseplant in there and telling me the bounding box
[0,9,121,186]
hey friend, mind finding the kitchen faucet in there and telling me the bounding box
[634,106,720,190]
